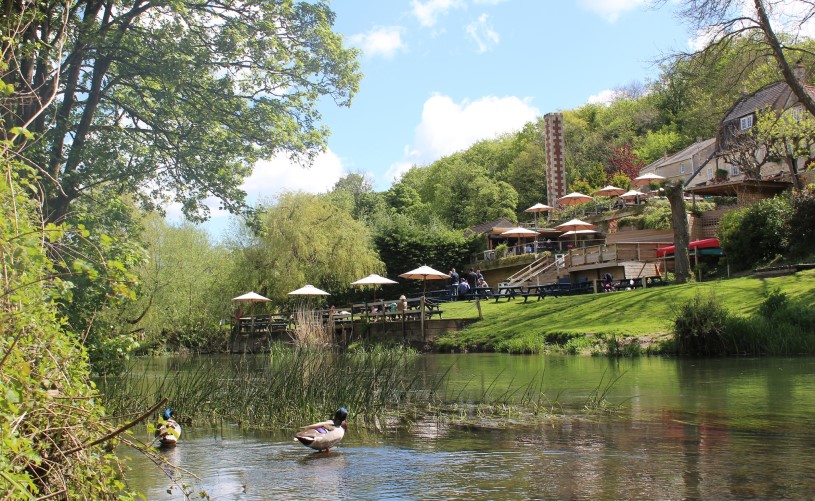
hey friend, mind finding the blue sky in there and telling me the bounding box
[191,0,699,237]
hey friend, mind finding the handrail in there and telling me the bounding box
[502,254,563,287]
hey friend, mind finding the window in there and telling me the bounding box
[739,115,753,130]
[731,165,740,176]
[680,162,685,174]
[791,106,803,122]
[707,167,713,180]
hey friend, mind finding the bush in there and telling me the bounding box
[718,196,791,271]
[788,187,815,258]
[672,293,731,356]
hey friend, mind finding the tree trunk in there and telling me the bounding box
[666,182,691,284]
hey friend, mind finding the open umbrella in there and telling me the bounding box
[524,203,553,228]
[557,192,594,207]
[594,185,626,197]
[288,284,330,296]
[633,173,665,186]
[500,227,539,253]
[399,265,449,296]
[555,218,597,247]
[351,273,398,301]
[232,291,272,302]
[232,292,272,334]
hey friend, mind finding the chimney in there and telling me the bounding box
[794,60,808,84]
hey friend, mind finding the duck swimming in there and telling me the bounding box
[294,407,348,452]
[156,408,181,446]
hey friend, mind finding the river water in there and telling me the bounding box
[121,354,815,499]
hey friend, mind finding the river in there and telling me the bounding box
[121,354,815,499]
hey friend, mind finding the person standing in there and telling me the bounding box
[467,268,478,289]
[449,267,459,298]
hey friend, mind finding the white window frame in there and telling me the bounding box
[680,162,685,174]
[739,115,753,130]
[731,165,740,176]
[707,167,713,180]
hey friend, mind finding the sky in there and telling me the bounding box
[188,0,701,238]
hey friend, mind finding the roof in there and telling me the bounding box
[684,179,791,196]
[641,138,716,175]
[721,81,815,123]
[465,218,516,237]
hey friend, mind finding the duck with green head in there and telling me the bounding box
[294,407,348,452]
[156,408,181,446]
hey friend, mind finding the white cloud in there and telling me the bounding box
[411,0,465,27]
[166,149,345,227]
[392,94,538,176]
[577,0,648,23]
[466,14,500,53]
[587,89,623,105]
[349,26,407,59]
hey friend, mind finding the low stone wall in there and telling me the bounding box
[229,318,476,353]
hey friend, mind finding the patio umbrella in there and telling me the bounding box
[594,185,626,197]
[288,284,331,296]
[232,291,272,302]
[633,173,665,186]
[500,227,539,252]
[524,203,553,228]
[398,265,449,296]
[351,273,398,301]
[232,292,272,333]
[620,189,646,204]
[557,192,594,207]
[555,218,597,247]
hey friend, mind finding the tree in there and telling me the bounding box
[235,192,384,304]
[2,0,361,223]
[667,0,815,119]
[756,106,815,190]
[664,181,692,283]
[608,144,645,180]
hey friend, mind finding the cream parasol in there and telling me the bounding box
[557,192,594,207]
[633,173,665,186]
[351,273,398,301]
[524,203,553,228]
[594,185,626,197]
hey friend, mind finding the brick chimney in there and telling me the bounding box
[794,60,808,84]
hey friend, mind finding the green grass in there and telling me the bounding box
[435,270,815,354]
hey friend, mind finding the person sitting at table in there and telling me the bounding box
[396,295,409,317]
[603,273,613,292]
[477,277,489,289]
[457,278,470,299]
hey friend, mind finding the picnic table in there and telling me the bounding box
[494,285,523,302]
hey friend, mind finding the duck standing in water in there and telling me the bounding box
[156,408,182,447]
[294,407,348,452]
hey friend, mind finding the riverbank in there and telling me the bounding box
[434,270,815,354]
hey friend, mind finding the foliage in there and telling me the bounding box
[117,215,234,354]
[718,196,792,271]
[634,126,687,164]
[4,0,361,223]
[0,170,131,497]
[608,171,633,190]
[607,144,645,180]
[672,293,731,356]
[788,187,815,257]
[372,214,477,295]
[234,192,384,306]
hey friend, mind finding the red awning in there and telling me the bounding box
[657,238,720,257]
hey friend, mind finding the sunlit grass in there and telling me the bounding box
[435,271,815,354]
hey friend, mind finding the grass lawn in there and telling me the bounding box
[434,270,815,353]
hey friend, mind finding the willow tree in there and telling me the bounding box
[2,0,360,223]
[235,192,384,304]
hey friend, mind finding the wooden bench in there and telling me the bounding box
[494,285,523,302]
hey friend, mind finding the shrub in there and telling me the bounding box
[718,196,791,271]
[788,187,815,258]
[672,293,731,356]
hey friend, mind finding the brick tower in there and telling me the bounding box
[544,112,566,208]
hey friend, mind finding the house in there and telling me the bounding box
[639,138,716,189]
[687,63,815,195]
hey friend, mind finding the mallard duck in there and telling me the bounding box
[294,407,348,452]
[156,408,182,446]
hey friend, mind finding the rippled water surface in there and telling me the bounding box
[121,354,815,499]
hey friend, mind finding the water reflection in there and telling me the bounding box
[121,354,815,499]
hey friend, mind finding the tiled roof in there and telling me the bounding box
[722,81,815,122]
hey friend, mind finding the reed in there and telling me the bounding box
[100,346,626,431]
